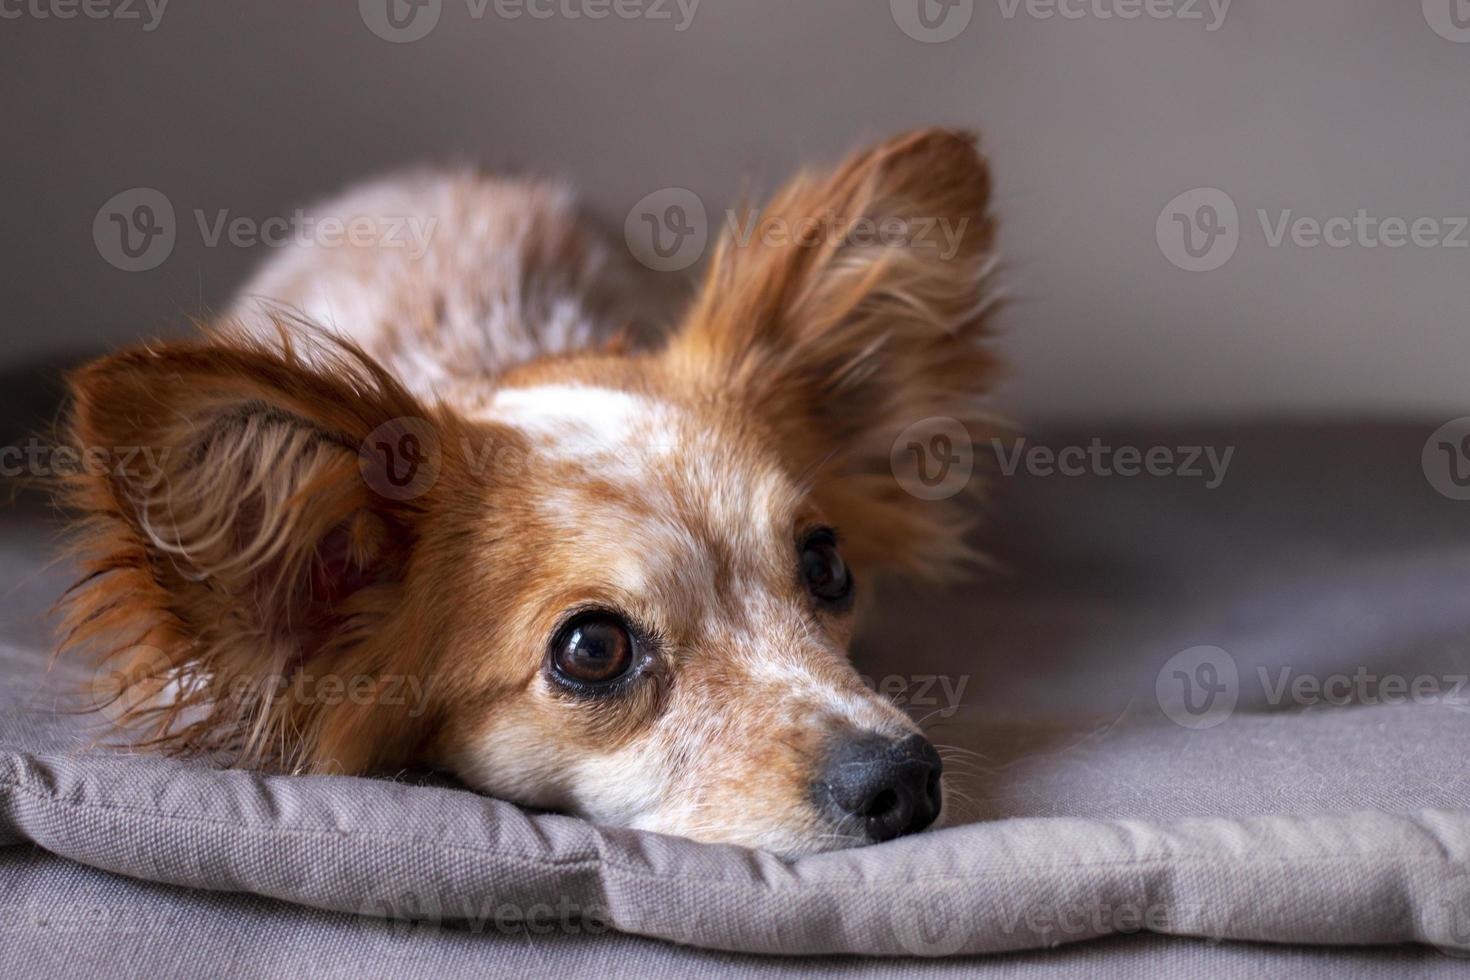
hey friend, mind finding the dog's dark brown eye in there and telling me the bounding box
[551,614,635,686]
[801,529,853,605]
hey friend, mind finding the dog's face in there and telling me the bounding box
[59,129,999,857]
[430,369,936,855]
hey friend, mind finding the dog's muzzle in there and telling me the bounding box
[812,731,943,843]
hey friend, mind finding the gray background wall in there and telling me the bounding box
[3,0,1467,423]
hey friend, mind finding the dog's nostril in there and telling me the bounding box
[862,788,900,820]
[816,731,944,844]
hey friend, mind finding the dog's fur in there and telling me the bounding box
[57,129,1001,857]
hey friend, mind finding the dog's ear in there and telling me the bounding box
[664,128,1002,577]
[57,328,458,770]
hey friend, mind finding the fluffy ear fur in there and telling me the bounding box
[662,128,1003,576]
[56,325,458,771]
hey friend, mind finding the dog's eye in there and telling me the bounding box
[801,529,853,605]
[551,613,636,686]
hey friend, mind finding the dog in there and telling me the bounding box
[57,128,1001,858]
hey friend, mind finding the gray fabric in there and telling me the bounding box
[3,423,1470,963]
[1,847,1460,980]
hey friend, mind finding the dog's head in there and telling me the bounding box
[59,130,999,857]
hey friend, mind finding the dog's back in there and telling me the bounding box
[228,170,660,404]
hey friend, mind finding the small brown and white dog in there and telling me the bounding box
[58,129,1001,858]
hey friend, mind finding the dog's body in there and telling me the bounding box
[60,130,1001,857]
[230,171,658,402]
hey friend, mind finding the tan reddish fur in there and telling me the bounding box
[56,129,1002,856]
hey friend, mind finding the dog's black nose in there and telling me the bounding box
[815,732,943,843]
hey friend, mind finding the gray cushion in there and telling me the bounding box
[3,423,1470,958]
[3,847,1464,979]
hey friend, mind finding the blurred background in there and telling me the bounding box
[2,0,1467,445]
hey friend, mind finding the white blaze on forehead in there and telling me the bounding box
[481,383,674,459]
[481,380,800,615]
[479,383,693,595]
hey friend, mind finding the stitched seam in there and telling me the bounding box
[3,773,1466,891]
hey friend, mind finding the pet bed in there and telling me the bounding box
[3,423,1469,973]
